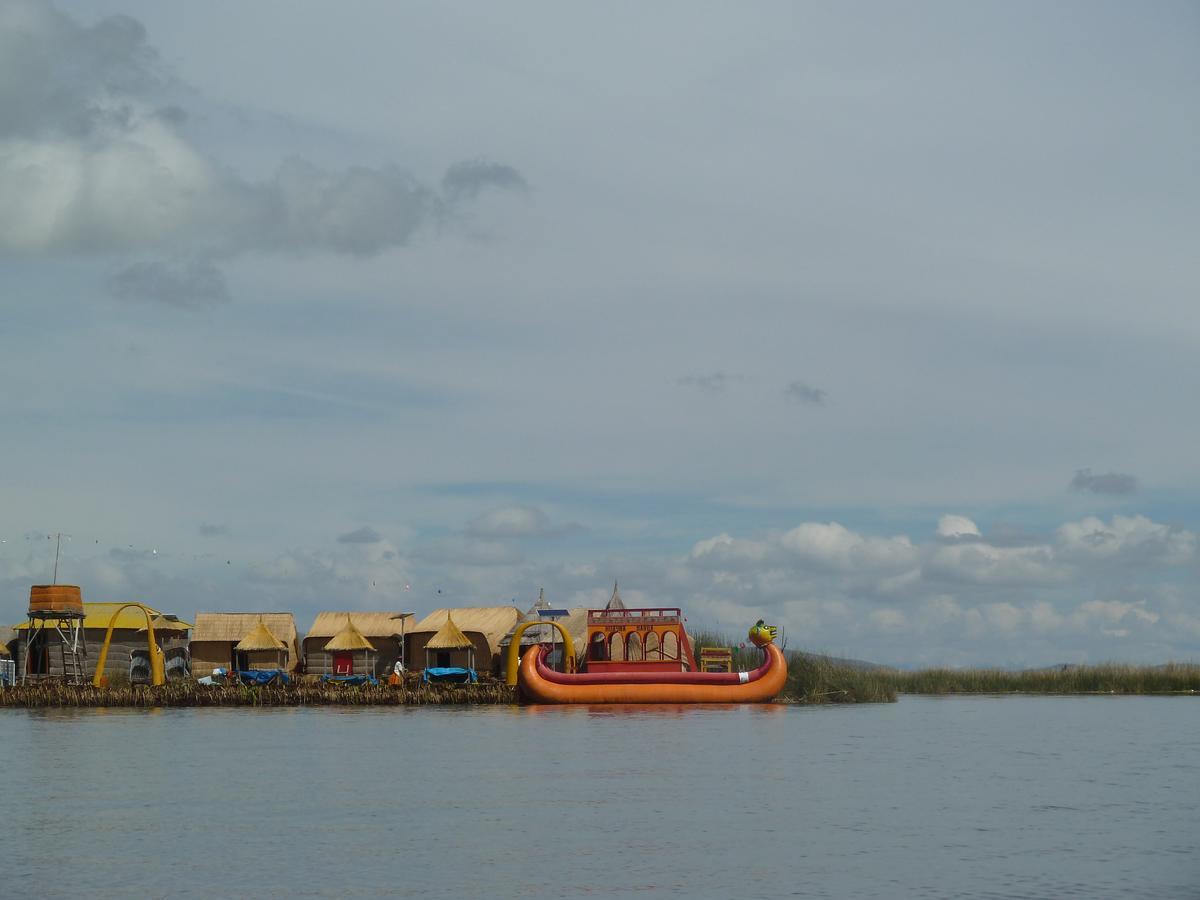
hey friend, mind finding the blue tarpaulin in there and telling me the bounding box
[320,674,379,686]
[235,669,289,685]
[421,666,478,684]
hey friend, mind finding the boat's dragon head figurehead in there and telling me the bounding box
[748,619,777,647]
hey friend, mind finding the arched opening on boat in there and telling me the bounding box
[626,632,643,661]
[589,632,608,661]
[662,631,679,662]
[609,632,625,661]
[644,631,661,660]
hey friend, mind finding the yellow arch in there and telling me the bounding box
[504,621,576,686]
[91,603,165,687]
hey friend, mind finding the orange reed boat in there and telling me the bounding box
[515,607,787,704]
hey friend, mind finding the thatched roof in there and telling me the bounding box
[305,611,413,641]
[323,616,376,652]
[235,618,287,652]
[606,581,625,610]
[138,615,191,633]
[409,606,521,651]
[0,625,15,656]
[16,602,192,632]
[424,614,474,650]
[193,612,297,645]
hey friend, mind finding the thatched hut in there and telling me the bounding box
[190,613,299,678]
[311,616,376,676]
[233,618,289,671]
[0,626,16,659]
[14,602,191,681]
[422,614,475,670]
[302,611,413,676]
[405,606,521,674]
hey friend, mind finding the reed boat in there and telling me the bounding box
[511,606,787,704]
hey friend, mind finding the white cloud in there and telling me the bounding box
[1056,514,1197,565]
[936,514,981,539]
[779,522,917,573]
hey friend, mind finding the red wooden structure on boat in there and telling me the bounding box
[584,607,698,674]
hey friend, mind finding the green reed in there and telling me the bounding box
[691,631,897,703]
[887,663,1200,695]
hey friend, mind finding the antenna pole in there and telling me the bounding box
[52,532,62,584]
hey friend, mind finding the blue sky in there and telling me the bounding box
[1,0,1198,666]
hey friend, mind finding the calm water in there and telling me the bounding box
[1,696,1197,899]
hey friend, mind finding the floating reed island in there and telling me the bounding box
[0,679,518,708]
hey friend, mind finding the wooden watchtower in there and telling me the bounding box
[21,585,87,684]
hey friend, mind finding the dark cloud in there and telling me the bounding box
[0,4,526,299]
[337,526,382,544]
[1070,468,1137,496]
[785,381,827,406]
[0,4,165,140]
[108,258,229,308]
[678,372,740,394]
[198,523,229,537]
[441,159,527,201]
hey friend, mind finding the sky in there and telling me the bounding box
[1,0,1198,667]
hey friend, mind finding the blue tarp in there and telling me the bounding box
[235,669,289,685]
[320,674,379,686]
[422,666,478,684]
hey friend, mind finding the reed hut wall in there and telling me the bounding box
[300,612,411,675]
[14,629,186,680]
[304,636,399,677]
[191,613,299,677]
[401,607,521,674]
[405,631,492,673]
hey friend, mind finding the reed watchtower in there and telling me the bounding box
[22,585,88,684]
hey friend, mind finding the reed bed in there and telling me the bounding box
[0,680,516,708]
[691,631,897,703]
[887,663,1200,695]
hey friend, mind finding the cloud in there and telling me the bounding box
[440,159,527,201]
[1056,514,1196,566]
[935,514,982,540]
[337,526,382,544]
[108,258,229,307]
[1070,468,1137,495]
[411,535,524,567]
[198,523,229,537]
[784,380,826,406]
[464,505,583,539]
[0,2,525,302]
[780,522,917,574]
[677,372,740,394]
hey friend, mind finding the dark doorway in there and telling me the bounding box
[436,651,451,668]
[26,630,49,675]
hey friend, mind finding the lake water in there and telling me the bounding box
[1,696,1197,898]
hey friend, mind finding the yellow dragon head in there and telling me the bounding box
[748,619,777,647]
